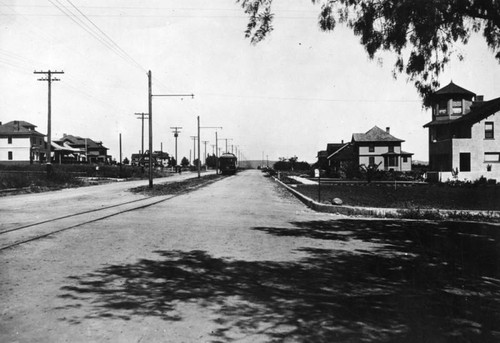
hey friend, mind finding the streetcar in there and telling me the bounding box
[218,153,238,175]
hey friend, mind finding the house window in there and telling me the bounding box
[8,136,12,144]
[403,156,408,163]
[485,122,494,139]
[485,152,500,162]
[8,151,13,160]
[438,100,447,115]
[452,99,462,114]
[388,145,394,153]
[369,144,374,152]
[459,153,471,172]
[369,156,375,166]
[387,156,398,167]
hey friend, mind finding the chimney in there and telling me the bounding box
[341,139,344,144]
[476,95,484,102]
[386,127,390,134]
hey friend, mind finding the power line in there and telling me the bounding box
[34,70,64,175]
[199,92,422,103]
[47,0,146,74]
[64,0,146,73]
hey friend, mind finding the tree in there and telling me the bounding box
[169,157,177,167]
[181,157,190,167]
[237,0,500,105]
[122,157,130,165]
[273,156,310,171]
[359,162,382,183]
[206,154,217,168]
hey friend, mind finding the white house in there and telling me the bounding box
[424,82,500,182]
[0,121,46,164]
[352,126,413,171]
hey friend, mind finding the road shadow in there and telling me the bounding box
[58,219,500,342]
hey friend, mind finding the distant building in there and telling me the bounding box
[316,126,413,177]
[315,141,355,177]
[54,134,111,164]
[0,120,46,164]
[352,126,413,172]
[424,81,500,181]
[130,151,170,167]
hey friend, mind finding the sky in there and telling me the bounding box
[1,0,499,163]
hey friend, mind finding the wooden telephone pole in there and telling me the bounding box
[34,70,64,176]
[170,126,182,165]
[147,71,193,188]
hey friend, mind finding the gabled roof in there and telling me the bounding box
[434,81,476,97]
[56,134,108,150]
[0,120,45,136]
[424,96,500,127]
[326,143,345,154]
[327,143,355,160]
[51,141,84,152]
[352,126,404,143]
[317,150,327,158]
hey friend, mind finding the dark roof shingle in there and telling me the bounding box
[352,126,404,142]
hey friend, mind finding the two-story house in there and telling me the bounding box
[0,121,46,164]
[424,81,500,181]
[316,126,413,176]
[352,126,413,171]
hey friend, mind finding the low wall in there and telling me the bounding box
[272,177,500,220]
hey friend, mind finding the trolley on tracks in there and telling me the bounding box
[219,153,238,175]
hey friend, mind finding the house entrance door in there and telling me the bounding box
[459,152,471,172]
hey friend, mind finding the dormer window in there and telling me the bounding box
[452,98,463,114]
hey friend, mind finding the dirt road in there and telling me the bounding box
[1,170,499,342]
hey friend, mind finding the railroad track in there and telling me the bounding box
[0,194,176,252]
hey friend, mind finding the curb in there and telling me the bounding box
[272,177,500,220]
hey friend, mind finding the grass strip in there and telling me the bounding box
[130,174,223,196]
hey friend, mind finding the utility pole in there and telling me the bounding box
[225,138,233,153]
[202,140,209,165]
[119,133,122,178]
[148,71,153,188]
[190,136,197,165]
[135,112,148,155]
[215,131,219,174]
[170,126,182,165]
[34,69,64,176]
[200,126,222,174]
[218,138,232,154]
[197,116,201,178]
[160,142,163,168]
[147,70,193,188]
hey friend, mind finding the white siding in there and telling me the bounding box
[0,137,32,162]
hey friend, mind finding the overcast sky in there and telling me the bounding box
[1,0,499,163]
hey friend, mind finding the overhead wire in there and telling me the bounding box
[47,0,144,74]
[63,0,147,73]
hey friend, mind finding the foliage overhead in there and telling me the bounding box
[237,0,500,106]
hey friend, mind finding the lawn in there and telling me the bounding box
[294,183,500,211]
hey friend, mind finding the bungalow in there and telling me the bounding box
[0,120,46,164]
[54,134,111,164]
[424,81,500,181]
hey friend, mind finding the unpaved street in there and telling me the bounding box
[1,170,499,342]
